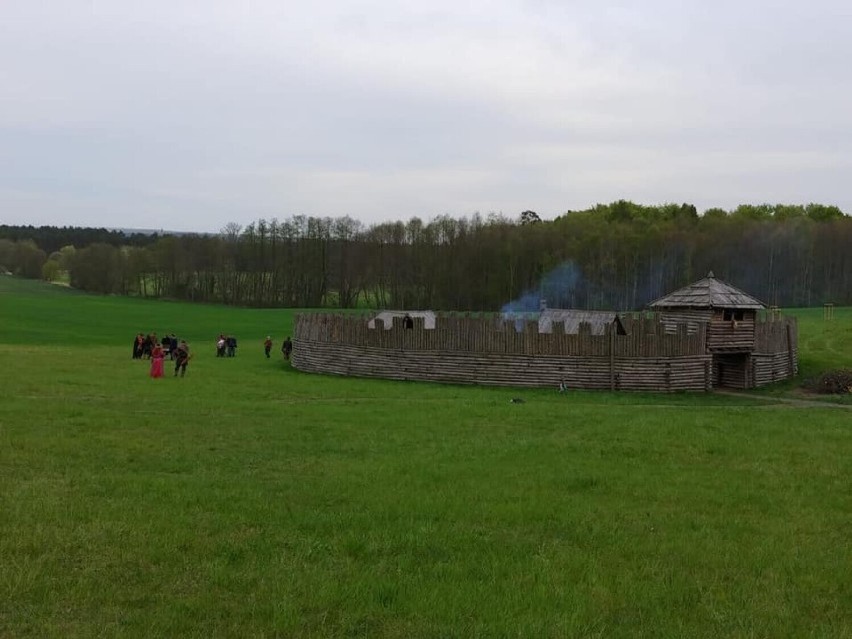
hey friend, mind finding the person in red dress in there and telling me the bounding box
[150,342,165,378]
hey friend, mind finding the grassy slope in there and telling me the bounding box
[794,305,852,379]
[1,277,850,638]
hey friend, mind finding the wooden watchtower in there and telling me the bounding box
[648,271,766,388]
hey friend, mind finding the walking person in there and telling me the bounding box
[281,336,293,360]
[174,340,191,377]
[264,336,273,359]
[150,342,165,379]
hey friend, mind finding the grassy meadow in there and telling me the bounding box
[1,276,850,637]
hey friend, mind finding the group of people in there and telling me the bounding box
[218,333,293,359]
[134,332,191,379]
[133,330,293,381]
[133,332,181,360]
[216,334,238,357]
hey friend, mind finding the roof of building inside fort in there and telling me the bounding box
[648,271,765,310]
[368,310,437,329]
[538,309,625,335]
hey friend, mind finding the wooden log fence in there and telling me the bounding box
[752,315,799,386]
[292,343,711,392]
[291,312,798,391]
[293,313,707,391]
[294,314,707,357]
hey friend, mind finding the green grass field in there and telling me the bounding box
[1,276,850,638]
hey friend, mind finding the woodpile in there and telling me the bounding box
[803,369,852,394]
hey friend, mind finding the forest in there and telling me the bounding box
[1,201,850,311]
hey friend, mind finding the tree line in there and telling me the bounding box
[1,201,850,310]
[0,224,163,254]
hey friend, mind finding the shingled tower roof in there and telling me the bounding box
[648,271,766,310]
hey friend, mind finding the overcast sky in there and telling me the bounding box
[1,1,850,232]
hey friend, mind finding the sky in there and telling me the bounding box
[1,0,850,232]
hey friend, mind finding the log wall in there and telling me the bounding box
[707,311,757,352]
[752,316,798,386]
[292,312,798,391]
[294,314,707,357]
[658,309,712,334]
[293,343,711,391]
[293,313,711,391]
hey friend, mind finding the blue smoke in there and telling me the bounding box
[500,262,584,330]
[501,262,583,314]
[501,291,542,314]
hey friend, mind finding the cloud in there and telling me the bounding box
[1,0,850,230]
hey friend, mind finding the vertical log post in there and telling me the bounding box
[609,327,615,390]
[786,323,794,378]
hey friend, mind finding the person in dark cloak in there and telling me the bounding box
[173,340,191,377]
[143,333,155,359]
[282,336,293,360]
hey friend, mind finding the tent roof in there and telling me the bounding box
[368,310,436,329]
[648,271,765,310]
[539,309,625,335]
